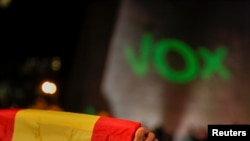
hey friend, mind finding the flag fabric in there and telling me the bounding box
[0,109,141,141]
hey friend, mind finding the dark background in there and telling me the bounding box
[0,0,120,113]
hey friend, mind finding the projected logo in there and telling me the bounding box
[124,33,231,83]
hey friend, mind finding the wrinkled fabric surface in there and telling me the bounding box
[0,109,141,141]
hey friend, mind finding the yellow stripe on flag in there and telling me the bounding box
[12,109,100,141]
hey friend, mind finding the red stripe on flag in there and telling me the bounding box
[0,109,20,141]
[91,116,141,141]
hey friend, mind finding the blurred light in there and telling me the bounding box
[85,106,96,115]
[0,0,11,8]
[51,57,61,71]
[41,81,57,95]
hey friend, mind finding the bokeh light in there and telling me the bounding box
[0,0,11,8]
[41,81,57,95]
[51,57,61,71]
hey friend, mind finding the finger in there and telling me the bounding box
[134,127,149,141]
[145,132,155,141]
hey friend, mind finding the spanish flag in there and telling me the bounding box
[0,109,141,141]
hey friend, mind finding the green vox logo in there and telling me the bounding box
[124,33,231,83]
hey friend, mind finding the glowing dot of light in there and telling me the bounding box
[51,57,61,71]
[41,81,57,95]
